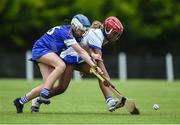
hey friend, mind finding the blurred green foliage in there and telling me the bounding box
[0,0,180,54]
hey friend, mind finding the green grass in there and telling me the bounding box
[0,78,180,124]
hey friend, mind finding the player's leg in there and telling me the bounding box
[37,52,66,101]
[31,64,74,112]
[75,63,118,112]
[31,63,54,112]
[14,63,54,113]
[27,63,54,99]
[14,65,53,113]
[20,53,65,103]
[49,64,74,97]
[14,52,65,113]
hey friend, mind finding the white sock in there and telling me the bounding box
[106,96,117,107]
[32,97,40,107]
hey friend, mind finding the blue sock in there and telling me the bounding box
[19,95,28,105]
[106,96,113,103]
[40,88,49,98]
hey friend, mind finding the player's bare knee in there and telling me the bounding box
[56,63,66,72]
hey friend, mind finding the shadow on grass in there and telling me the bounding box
[36,111,139,116]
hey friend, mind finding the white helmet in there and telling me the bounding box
[71,14,91,31]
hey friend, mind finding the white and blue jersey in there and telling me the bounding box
[60,47,84,64]
[60,28,104,64]
[81,28,104,50]
[31,25,78,61]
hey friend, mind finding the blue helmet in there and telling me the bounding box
[71,14,91,31]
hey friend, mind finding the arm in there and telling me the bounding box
[91,48,110,81]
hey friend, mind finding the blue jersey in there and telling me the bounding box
[31,25,78,61]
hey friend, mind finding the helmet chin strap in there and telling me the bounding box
[105,27,113,34]
[102,28,113,43]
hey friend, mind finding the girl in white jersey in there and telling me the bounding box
[31,17,124,112]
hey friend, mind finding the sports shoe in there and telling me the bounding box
[107,99,119,112]
[31,106,39,113]
[114,96,126,109]
[31,97,41,113]
[107,97,127,112]
[37,96,50,105]
[13,98,24,113]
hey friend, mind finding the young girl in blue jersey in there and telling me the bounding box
[29,17,124,113]
[13,14,102,113]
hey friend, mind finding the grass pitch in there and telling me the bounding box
[0,79,180,124]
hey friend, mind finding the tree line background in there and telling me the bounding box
[0,0,180,56]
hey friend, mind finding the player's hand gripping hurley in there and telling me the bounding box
[90,67,140,115]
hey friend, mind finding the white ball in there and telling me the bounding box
[153,104,159,110]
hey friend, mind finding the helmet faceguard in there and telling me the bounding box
[71,14,91,37]
[103,16,123,42]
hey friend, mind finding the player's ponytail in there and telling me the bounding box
[91,20,102,29]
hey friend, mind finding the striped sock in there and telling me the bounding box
[19,95,28,105]
[40,88,49,98]
[105,96,113,104]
